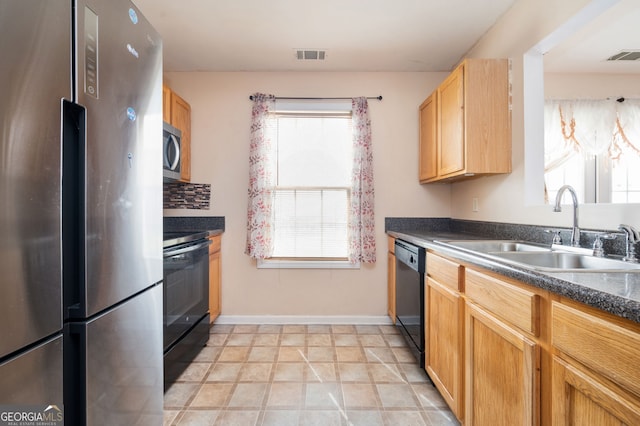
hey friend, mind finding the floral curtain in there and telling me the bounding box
[349,97,376,263]
[245,93,276,259]
[245,94,376,264]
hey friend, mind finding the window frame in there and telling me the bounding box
[544,152,640,204]
[257,101,359,269]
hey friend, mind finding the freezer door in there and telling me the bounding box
[0,335,63,406]
[64,284,163,425]
[0,0,69,357]
[75,0,163,317]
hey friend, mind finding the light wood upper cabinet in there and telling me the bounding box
[438,68,465,176]
[163,84,192,182]
[171,92,191,182]
[419,93,437,181]
[419,58,511,183]
[162,84,171,123]
[208,234,222,323]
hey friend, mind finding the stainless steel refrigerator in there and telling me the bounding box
[0,0,163,424]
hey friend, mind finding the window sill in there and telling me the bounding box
[257,259,360,269]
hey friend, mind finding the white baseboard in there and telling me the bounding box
[214,315,394,325]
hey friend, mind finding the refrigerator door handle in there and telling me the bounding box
[62,100,87,320]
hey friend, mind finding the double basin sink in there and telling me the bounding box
[435,239,640,272]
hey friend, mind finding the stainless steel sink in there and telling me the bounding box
[436,240,551,253]
[491,251,640,271]
[435,239,640,272]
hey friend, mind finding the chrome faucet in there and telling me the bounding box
[553,185,580,247]
[618,224,640,263]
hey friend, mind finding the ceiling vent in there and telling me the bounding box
[606,50,640,61]
[295,49,327,61]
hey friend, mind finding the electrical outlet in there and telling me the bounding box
[472,197,479,212]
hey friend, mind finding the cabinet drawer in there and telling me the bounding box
[552,301,640,398]
[465,269,539,336]
[427,252,462,291]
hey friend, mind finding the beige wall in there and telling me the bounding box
[163,0,640,318]
[163,72,450,318]
[453,0,640,230]
[545,73,640,99]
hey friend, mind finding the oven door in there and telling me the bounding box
[163,239,210,352]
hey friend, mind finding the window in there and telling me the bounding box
[545,153,640,204]
[544,99,640,204]
[261,103,355,267]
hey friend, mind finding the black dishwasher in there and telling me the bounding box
[395,240,426,367]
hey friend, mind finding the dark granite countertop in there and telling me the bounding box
[164,216,225,235]
[386,218,640,324]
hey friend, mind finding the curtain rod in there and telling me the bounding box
[249,95,382,101]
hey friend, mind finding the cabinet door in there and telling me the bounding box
[387,251,396,323]
[426,277,463,419]
[162,85,171,123]
[170,92,192,182]
[209,235,221,323]
[437,65,465,176]
[419,93,438,182]
[465,302,539,426]
[552,356,640,425]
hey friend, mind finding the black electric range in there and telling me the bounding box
[162,230,211,390]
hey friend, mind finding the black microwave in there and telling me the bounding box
[163,122,182,181]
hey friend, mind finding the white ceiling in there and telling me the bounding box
[132,0,518,72]
[133,0,640,74]
[544,0,640,74]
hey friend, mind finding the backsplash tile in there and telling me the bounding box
[164,182,211,209]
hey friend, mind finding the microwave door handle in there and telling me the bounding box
[163,240,212,258]
[168,134,180,170]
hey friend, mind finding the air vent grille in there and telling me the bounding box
[607,50,640,61]
[295,49,327,61]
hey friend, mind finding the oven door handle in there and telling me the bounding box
[163,240,212,258]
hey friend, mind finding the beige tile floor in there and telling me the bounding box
[164,324,459,426]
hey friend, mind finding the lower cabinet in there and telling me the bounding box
[421,248,640,425]
[465,302,539,426]
[552,356,640,425]
[551,301,640,425]
[387,236,396,323]
[425,253,464,420]
[208,234,221,323]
